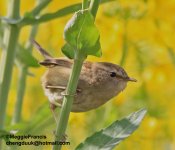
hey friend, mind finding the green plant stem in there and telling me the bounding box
[19,3,81,26]
[53,1,100,150]
[11,25,38,125]
[0,1,20,149]
[90,0,101,18]
[82,0,89,10]
[12,0,51,124]
[31,0,52,16]
[0,0,20,130]
[19,0,113,26]
[12,66,27,124]
[53,52,85,150]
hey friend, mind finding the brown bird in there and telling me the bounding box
[32,40,137,113]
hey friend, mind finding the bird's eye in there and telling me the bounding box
[110,72,117,77]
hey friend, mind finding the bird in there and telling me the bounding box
[32,40,137,113]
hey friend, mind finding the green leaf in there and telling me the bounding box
[63,10,101,57]
[62,38,102,59]
[86,38,102,57]
[16,45,40,68]
[76,109,147,150]
[61,43,75,59]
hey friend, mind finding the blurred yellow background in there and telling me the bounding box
[0,0,175,150]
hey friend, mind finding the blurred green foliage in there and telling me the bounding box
[0,0,175,150]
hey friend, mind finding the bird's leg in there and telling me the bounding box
[50,104,68,142]
[49,103,58,124]
[50,103,68,141]
[53,130,68,142]
[60,134,68,142]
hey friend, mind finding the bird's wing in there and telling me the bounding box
[45,85,81,93]
[39,58,73,68]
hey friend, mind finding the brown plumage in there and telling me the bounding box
[32,40,137,112]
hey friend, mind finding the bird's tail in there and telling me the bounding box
[31,39,53,59]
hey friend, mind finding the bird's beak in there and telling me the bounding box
[126,77,137,82]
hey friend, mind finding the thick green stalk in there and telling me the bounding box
[11,25,38,125]
[53,52,86,150]
[12,0,51,124]
[0,1,20,149]
[12,67,27,123]
[0,0,20,130]
[53,1,100,149]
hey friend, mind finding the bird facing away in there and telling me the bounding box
[32,40,137,112]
